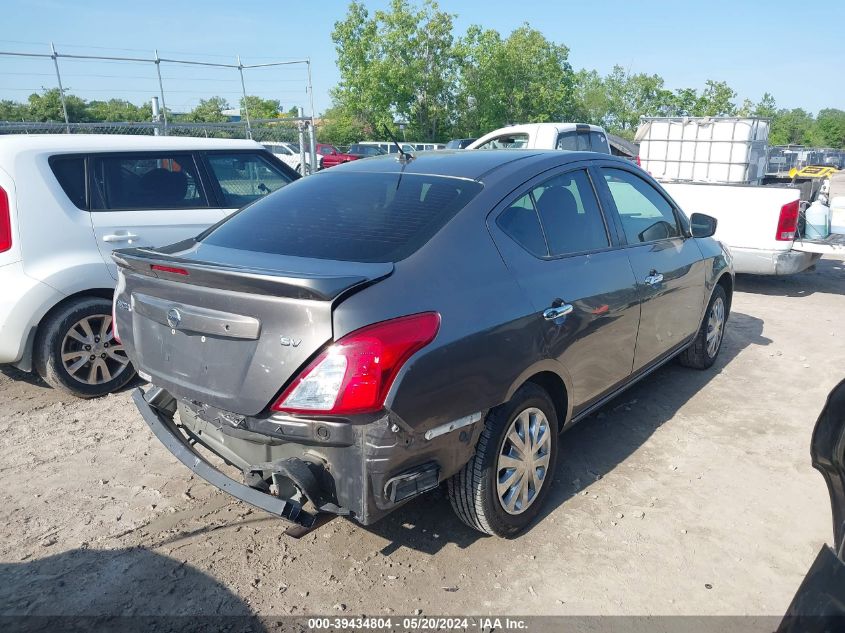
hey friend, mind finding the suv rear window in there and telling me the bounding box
[49,156,86,209]
[202,172,482,262]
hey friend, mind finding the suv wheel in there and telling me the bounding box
[679,284,728,370]
[448,383,559,537]
[35,297,135,398]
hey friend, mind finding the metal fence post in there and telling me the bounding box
[306,60,317,173]
[151,96,161,136]
[237,56,252,140]
[297,106,307,176]
[49,42,70,132]
[154,50,168,136]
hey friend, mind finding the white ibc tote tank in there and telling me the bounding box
[636,117,770,184]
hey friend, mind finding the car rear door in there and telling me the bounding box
[88,151,225,280]
[488,163,641,413]
[593,164,706,371]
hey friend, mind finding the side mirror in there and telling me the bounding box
[690,213,717,238]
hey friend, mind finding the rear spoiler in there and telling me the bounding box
[112,247,393,302]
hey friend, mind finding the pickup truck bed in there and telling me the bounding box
[662,181,841,275]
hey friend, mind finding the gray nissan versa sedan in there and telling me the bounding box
[115,150,733,537]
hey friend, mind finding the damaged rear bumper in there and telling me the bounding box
[133,387,318,528]
[133,386,481,527]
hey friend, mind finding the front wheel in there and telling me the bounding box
[678,284,728,369]
[34,297,135,398]
[447,383,559,537]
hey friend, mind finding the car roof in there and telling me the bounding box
[320,148,617,181]
[0,134,263,155]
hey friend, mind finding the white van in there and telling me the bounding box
[0,135,297,397]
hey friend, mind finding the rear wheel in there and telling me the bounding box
[678,285,728,369]
[35,297,134,398]
[447,383,559,537]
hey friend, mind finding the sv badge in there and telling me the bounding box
[280,336,302,348]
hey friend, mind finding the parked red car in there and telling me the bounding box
[316,143,360,169]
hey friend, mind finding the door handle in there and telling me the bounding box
[543,302,574,320]
[644,270,664,286]
[102,232,139,243]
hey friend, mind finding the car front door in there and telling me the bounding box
[594,165,706,371]
[88,151,224,280]
[489,164,641,414]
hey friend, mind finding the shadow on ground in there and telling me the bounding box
[0,547,265,632]
[0,364,145,398]
[736,258,845,298]
[360,311,770,554]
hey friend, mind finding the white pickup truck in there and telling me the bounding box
[468,119,844,274]
[661,182,844,275]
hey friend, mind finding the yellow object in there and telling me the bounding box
[789,165,839,179]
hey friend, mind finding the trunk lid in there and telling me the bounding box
[114,241,393,416]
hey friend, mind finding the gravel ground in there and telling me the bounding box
[1,256,843,619]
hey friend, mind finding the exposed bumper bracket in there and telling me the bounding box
[132,388,316,528]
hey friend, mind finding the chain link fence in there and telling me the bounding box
[0,119,306,142]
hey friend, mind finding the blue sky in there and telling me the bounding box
[3,0,842,116]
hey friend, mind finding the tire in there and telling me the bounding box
[296,163,311,176]
[34,297,135,398]
[447,383,559,537]
[678,285,728,370]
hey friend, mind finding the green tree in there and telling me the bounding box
[332,0,458,140]
[0,99,27,121]
[669,88,699,116]
[573,69,609,126]
[454,24,576,137]
[736,98,754,117]
[694,80,737,117]
[573,66,673,138]
[240,95,282,120]
[318,105,368,145]
[185,96,230,123]
[87,99,152,122]
[753,92,777,118]
[769,108,815,145]
[27,88,89,122]
[813,108,845,148]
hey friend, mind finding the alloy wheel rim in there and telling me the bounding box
[706,297,725,358]
[61,315,129,385]
[496,407,551,515]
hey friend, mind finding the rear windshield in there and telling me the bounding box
[202,172,482,262]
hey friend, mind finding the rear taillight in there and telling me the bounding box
[272,312,441,415]
[0,185,11,253]
[776,199,800,241]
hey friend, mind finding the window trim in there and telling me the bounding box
[591,163,690,247]
[490,162,619,261]
[197,148,297,209]
[86,150,213,213]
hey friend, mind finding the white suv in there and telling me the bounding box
[467,122,611,153]
[0,134,297,397]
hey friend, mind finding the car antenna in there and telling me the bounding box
[382,124,414,163]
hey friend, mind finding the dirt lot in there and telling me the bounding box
[1,257,843,619]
